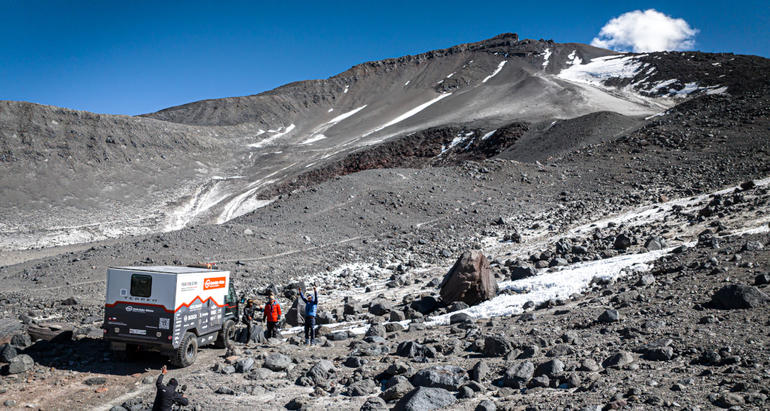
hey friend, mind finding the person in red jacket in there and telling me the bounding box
[263,292,282,339]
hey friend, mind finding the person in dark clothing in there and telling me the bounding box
[152,365,188,411]
[298,286,318,345]
[242,299,257,343]
[263,293,281,339]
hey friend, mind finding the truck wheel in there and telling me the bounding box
[215,320,236,348]
[171,332,198,367]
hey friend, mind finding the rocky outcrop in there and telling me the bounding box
[439,251,497,306]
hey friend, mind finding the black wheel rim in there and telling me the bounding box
[186,341,195,359]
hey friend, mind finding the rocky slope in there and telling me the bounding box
[0,70,768,409]
[3,33,769,254]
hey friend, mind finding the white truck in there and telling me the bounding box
[103,266,239,367]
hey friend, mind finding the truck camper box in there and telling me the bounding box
[103,266,238,367]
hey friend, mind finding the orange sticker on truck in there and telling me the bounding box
[203,277,226,290]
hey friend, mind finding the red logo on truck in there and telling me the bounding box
[203,277,226,290]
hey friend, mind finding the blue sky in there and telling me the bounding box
[1,1,767,115]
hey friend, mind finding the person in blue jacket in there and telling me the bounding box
[298,286,318,345]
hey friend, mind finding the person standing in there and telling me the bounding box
[298,286,318,345]
[263,292,282,339]
[242,299,257,343]
[152,365,188,411]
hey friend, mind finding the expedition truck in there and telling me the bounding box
[103,266,239,367]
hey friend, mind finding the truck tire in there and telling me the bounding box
[171,332,198,368]
[215,320,236,348]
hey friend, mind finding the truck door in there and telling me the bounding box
[224,283,239,321]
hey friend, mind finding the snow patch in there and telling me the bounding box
[542,48,552,69]
[482,61,507,83]
[300,134,327,145]
[326,105,367,125]
[446,72,455,78]
[248,124,296,148]
[404,80,410,86]
[566,50,582,66]
[428,247,673,324]
[363,93,452,136]
[327,108,334,112]
[481,129,497,140]
[343,85,349,94]
[558,54,645,86]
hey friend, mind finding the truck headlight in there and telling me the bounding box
[114,327,120,333]
[156,332,162,337]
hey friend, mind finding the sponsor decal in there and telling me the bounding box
[159,318,170,329]
[203,277,226,290]
[125,305,154,314]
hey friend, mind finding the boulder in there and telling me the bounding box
[4,354,34,374]
[411,365,468,390]
[286,297,306,326]
[410,296,439,315]
[614,234,632,250]
[360,396,389,411]
[381,378,414,401]
[344,302,361,316]
[396,341,436,360]
[394,387,457,411]
[365,325,387,338]
[483,335,512,357]
[439,251,497,306]
[602,351,634,368]
[0,344,17,362]
[644,236,666,251]
[237,324,267,344]
[470,360,489,382]
[598,309,621,323]
[236,357,255,373]
[475,399,497,411]
[534,359,564,377]
[389,311,406,322]
[710,284,770,309]
[316,311,334,325]
[61,296,80,306]
[345,379,379,396]
[446,301,469,312]
[263,353,292,371]
[369,299,392,316]
[502,361,534,388]
[306,359,336,386]
[385,322,404,333]
[449,312,473,325]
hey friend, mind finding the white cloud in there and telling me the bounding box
[591,9,698,52]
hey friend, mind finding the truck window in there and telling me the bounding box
[225,284,234,304]
[130,274,152,297]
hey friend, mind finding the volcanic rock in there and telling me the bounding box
[439,250,497,306]
[710,284,769,309]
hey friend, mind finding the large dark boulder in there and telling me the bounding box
[286,297,306,326]
[236,324,267,344]
[710,284,769,309]
[396,341,436,360]
[394,387,457,411]
[483,335,512,357]
[411,365,467,390]
[410,296,439,315]
[440,251,497,306]
[502,361,534,388]
[369,299,392,316]
[509,265,537,281]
